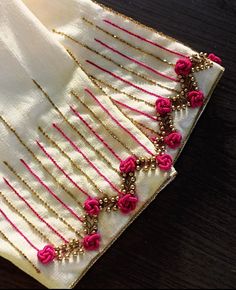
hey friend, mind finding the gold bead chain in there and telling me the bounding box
[33,80,119,175]
[0,228,40,273]
[3,161,81,238]
[38,126,106,196]
[0,191,52,245]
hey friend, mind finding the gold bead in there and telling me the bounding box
[104,197,108,203]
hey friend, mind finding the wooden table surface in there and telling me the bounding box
[1,0,235,288]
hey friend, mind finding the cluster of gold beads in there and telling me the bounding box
[136,156,157,171]
[98,196,119,212]
[190,52,213,72]
[55,239,84,261]
[83,213,99,234]
[121,172,137,194]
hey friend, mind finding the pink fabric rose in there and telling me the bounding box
[120,156,137,173]
[118,194,138,214]
[156,154,173,171]
[155,97,172,115]
[164,132,182,149]
[37,245,55,264]
[208,53,222,65]
[83,233,101,251]
[84,198,100,216]
[187,90,204,108]
[175,58,192,76]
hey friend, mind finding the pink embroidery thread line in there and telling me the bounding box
[95,38,178,82]
[0,207,39,251]
[86,60,165,99]
[85,88,154,155]
[70,106,122,162]
[103,19,186,58]
[111,98,157,121]
[3,178,68,243]
[36,141,91,199]
[20,159,83,222]
[52,123,121,195]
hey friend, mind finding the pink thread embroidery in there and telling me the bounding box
[120,156,137,173]
[85,88,154,155]
[84,198,100,216]
[20,159,83,222]
[4,178,68,243]
[86,60,164,99]
[175,58,192,76]
[52,123,121,194]
[155,97,172,115]
[37,245,56,264]
[36,141,91,199]
[95,38,178,82]
[0,207,39,251]
[83,233,101,251]
[103,19,186,58]
[118,194,138,214]
[156,154,173,171]
[187,90,204,108]
[164,132,182,149]
[208,53,222,65]
[112,99,157,121]
[70,106,122,162]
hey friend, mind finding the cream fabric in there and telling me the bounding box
[22,0,224,160]
[0,0,176,288]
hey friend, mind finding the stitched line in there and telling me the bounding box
[38,127,105,196]
[3,161,80,236]
[103,19,186,58]
[70,90,134,156]
[95,38,178,82]
[85,88,154,155]
[4,178,68,243]
[0,191,51,244]
[53,123,121,195]
[112,99,157,121]
[111,99,158,137]
[70,106,122,162]
[92,79,158,137]
[0,228,40,273]
[0,115,81,208]
[86,60,164,98]
[33,80,119,175]
[0,207,39,251]
[91,76,155,108]
[20,159,83,223]
[36,141,91,199]
[53,29,179,93]
[82,17,175,66]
